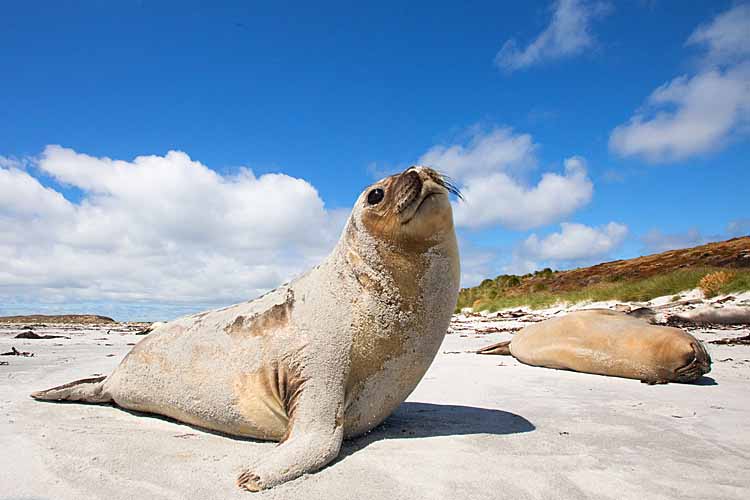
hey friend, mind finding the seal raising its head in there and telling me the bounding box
[32,166,461,491]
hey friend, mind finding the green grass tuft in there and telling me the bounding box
[720,271,750,295]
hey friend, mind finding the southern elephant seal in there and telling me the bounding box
[32,166,461,491]
[477,309,711,384]
[671,305,750,325]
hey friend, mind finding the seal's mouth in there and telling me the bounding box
[395,168,461,224]
[399,185,443,225]
[415,191,439,212]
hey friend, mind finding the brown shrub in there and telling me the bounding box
[699,270,735,298]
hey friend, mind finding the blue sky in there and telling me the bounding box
[1,1,748,320]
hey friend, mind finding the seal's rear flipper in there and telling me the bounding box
[476,340,512,356]
[31,376,111,403]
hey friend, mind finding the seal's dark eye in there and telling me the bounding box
[367,188,384,205]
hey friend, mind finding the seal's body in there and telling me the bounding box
[479,309,711,384]
[32,166,460,491]
[673,305,750,325]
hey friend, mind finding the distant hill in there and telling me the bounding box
[458,236,750,312]
[0,314,117,324]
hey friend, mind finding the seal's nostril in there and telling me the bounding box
[394,171,423,214]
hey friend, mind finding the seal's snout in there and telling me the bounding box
[675,341,712,383]
[389,166,461,227]
[410,166,463,199]
[395,170,423,214]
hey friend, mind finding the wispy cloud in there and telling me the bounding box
[687,4,750,66]
[727,218,750,237]
[610,3,750,162]
[495,0,611,73]
[0,155,30,170]
[609,65,750,162]
[640,219,748,254]
[640,228,713,253]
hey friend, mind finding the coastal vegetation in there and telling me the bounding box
[457,237,750,312]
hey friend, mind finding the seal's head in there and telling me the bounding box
[350,166,460,250]
[669,334,712,383]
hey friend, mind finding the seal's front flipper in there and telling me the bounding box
[236,428,344,492]
[237,378,345,491]
[31,376,111,403]
[476,340,512,355]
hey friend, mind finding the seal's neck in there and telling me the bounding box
[335,218,460,318]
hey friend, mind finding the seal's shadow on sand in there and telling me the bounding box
[339,402,534,458]
[34,400,534,453]
[692,376,717,386]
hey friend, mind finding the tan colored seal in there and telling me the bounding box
[31,166,460,491]
[478,309,711,384]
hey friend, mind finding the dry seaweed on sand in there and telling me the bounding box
[1,347,34,357]
[709,334,750,345]
[474,325,523,334]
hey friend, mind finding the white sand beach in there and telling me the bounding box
[1,300,749,500]
[4,2,750,498]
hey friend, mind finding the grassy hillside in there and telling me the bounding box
[458,236,750,312]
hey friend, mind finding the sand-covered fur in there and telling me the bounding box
[31,166,460,491]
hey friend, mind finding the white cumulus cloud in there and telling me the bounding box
[609,4,750,162]
[520,221,628,261]
[0,146,347,319]
[609,65,750,161]
[418,128,593,230]
[418,127,537,179]
[495,0,611,72]
[427,136,593,229]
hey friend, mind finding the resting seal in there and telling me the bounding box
[32,166,461,491]
[672,305,750,325]
[478,309,711,384]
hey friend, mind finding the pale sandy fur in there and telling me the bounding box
[31,166,460,491]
